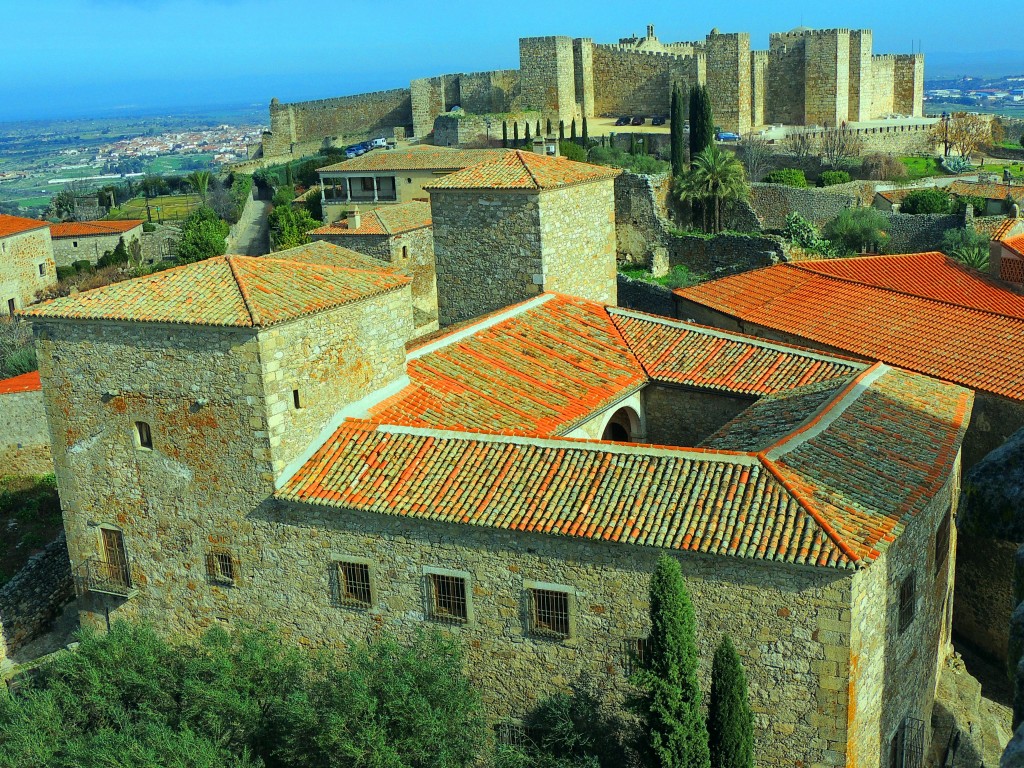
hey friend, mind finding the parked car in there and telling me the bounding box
[716,131,741,142]
[344,146,361,159]
[370,137,388,149]
[631,116,646,126]
[651,115,666,126]
[614,116,631,126]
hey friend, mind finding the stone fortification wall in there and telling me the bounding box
[616,273,676,317]
[519,36,577,124]
[264,90,413,158]
[573,38,595,117]
[749,183,858,229]
[411,70,522,139]
[751,51,769,127]
[894,54,925,117]
[0,532,73,665]
[1,228,56,313]
[848,30,873,122]
[871,56,897,116]
[0,387,52,475]
[433,111,541,148]
[883,211,963,253]
[803,30,850,127]
[667,232,785,278]
[766,32,806,125]
[614,171,674,264]
[705,33,751,135]
[591,46,699,118]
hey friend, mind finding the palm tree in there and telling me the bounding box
[675,145,748,233]
[186,170,212,205]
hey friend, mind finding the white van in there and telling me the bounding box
[370,137,388,149]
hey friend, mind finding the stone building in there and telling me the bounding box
[427,150,620,326]
[262,23,924,156]
[48,220,144,268]
[0,214,56,315]
[24,253,971,768]
[307,203,438,336]
[674,251,1024,663]
[316,146,509,222]
[0,371,51,475]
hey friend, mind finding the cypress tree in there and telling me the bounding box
[582,116,589,147]
[547,118,552,135]
[633,555,710,768]
[689,85,714,164]
[630,133,638,155]
[708,637,754,768]
[559,121,565,141]
[513,122,520,147]
[670,85,685,177]
[570,118,577,142]
[536,120,542,138]
[502,122,508,148]
[525,122,532,145]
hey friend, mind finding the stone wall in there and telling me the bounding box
[264,91,413,159]
[954,534,1017,662]
[883,211,963,254]
[643,385,753,447]
[0,387,52,475]
[614,171,673,264]
[615,274,676,317]
[667,232,785,278]
[766,32,807,125]
[433,111,541,148]
[519,36,577,124]
[1,227,56,313]
[848,31,873,123]
[804,30,849,127]
[411,71,522,138]
[0,532,73,665]
[51,226,143,268]
[750,183,858,229]
[591,47,697,118]
[705,33,751,135]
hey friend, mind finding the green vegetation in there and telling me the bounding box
[108,193,201,222]
[762,168,807,188]
[185,171,212,205]
[0,474,62,586]
[143,153,215,175]
[177,206,228,264]
[632,555,710,768]
[268,187,318,251]
[0,621,486,768]
[779,212,835,257]
[708,637,754,768]
[861,154,909,182]
[900,188,953,215]
[0,318,36,379]
[675,145,748,233]
[942,228,990,271]
[823,208,890,255]
[898,156,944,180]
[979,163,1024,179]
[688,85,714,164]
[818,171,851,187]
[559,142,588,163]
[619,264,708,290]
[588,146,669,175]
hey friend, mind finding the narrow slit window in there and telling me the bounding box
[401,245,409,260]
[935,509,951,575]
[38,263,45,276]
[530,588,571,638]
[428,573,468,623]
[338,561,372,607]
[292,389,301,409]
[135,421,152,449]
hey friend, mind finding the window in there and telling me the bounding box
[427,572,468,623]
[206,548,239,586]
[292,389,302,409]
[72,241,78,248]
[401,245,409,260]
[529,587,571,638]
[38,263,45,277]
[337,561,373,608]
[6,299,15,316]
[935,508,951,575]
[889,717,924,768]
[360,177,375,192]
[898,572,917,634]
[134,421,152,449]
[623,637,650,675]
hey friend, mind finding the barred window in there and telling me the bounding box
[428,573,468,623]
[529,588,571,638]
[207,548,239,586]
[623,637,650,675]
[898,572,916,634]
[935,509,951,575]
[338,561,372,608]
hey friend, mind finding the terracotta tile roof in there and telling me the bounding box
[308,201,431,237]
[0,371,41,395]
[0,214,47,238]
[425,150,621,191]
[875,188,914,204]
[1004,234,1024,260]
[608,308,865,395]
[317,146,510,174]
[49,220,144,238]
[266,240,393,272]
[948,180,1024,201]
[369,294,647,436]
[986,217,1022,241]
[22,254,409,327]
[675,253,1024,401]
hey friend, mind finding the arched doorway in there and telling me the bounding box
[602,406,641,442]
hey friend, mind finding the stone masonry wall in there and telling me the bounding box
[766,33,806,126]
[750,183,858,229]
[614,171,673,264]
[52,226,143,268]
[0,532,73,665]
[848,30,873,123]
[519,36,577,124]
[591,47,680,118]
[615,274,676,317]
[804,30,850,126]
[871,57,897,118]
[705,33,751,135]
[643,385,753,447]
[1,227,56,313]
[0,388,52,475]
[538,179,617,306]
[667,233,785,279]
[433,111,541,148]
[883,211,962,254]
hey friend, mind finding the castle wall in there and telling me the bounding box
[804,30,850,126]
[705,33,751,135]
[894,55,925,117]
[871,56,897,117]
[433,111,541,148]
[519,36,577,124]
[767,33,806,126]
[751,51,769,128]
[848,30,874,123]
[591,46,677,118]
[573,38,595,117]
[411,76,448,139]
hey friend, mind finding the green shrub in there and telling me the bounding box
[900,188,952,215]
[819,171,851,187]
[177,206,229,264]
[588,145,670,174]
[1,346,36,377]
[142,222,156,233]
[708,636,754,768]
[559,141,587,162]
[955,195,986,216]
[71,260,93,274]
[763,168,807,188]
[780,212,834,255]
[665,264,704,289]
[942,156,973,174]
[823,208,890,254]
[55,266,76,281]
[942,227,990,270]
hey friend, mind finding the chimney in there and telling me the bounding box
[350,211,361,230]
[532,135,547,156]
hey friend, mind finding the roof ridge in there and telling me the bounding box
[225,256,260,327]
[517,150,543,189]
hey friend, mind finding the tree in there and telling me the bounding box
[47,188,78,222]
[514,122,520,146]
[186,171,212,205]
[688,85,714,165]
[942,227,989,271]
[930,113,992,158]
[823,208,889,254]
[547,118,552,136]
[737,135,773,182]
[177,206,228,264]
[525,122,532,145]
[268,203,317,251]
[560,141,588,162]
[536,120,542,138]
[502,122,508,148]
[817,125,863,168]
[582,117,589,147]
[559,121,565,141]
[675,145,748,233]
[571,119,577,142]
[783,131,815,163]
[708,637,754,768]
[632,555,710,768]
[861,153,908,182]
[670,86,686,177]
[900,188,952,215]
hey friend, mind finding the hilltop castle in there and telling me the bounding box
[261,25,924,158]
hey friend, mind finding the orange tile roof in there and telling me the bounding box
[22,254,409,328]
[49,220,144,238]
[265,240,393,272]
[308,201,431,237]
[0,214,47,238]
[425,150,621,191]
[317,146,510,174]
[0,371,41,395]
[948,180,1023,201]
[875,188,914,204]
[676,252,1024,401]
[1004,234,1024,260]
[988,217,1022,241]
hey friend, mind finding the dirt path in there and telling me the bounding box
[227,199,270,256]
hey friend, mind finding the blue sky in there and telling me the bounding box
[3,0,1022,122]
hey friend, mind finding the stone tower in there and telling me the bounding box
[519,36,578,126]
[704,31,752,135]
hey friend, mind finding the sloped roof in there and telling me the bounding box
[317,146,510,173]
[49,220,144,238]
[22,253,409,327]
[268,240,393,272]
[676,252,1024,401]
[948,180,1022,201]
[1004,234,1024,260]
[0,214,47,238]
[308,201,432,237]
[986,217,1022,241]
[0,371,41,395]
[425,150,620,191]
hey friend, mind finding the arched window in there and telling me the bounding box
[602,407,641,442]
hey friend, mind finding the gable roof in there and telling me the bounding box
[22,253,409,328]
[425,150,620,191]
[987,217,1023,241]
[0,214,47,239]
[948,180,1022,201]
[1004,234,1024,260]
[308,201,432,237]
[49,220,144,238]
[318,146,510,174]
[268,240,394,272]
[676,252,1024,401]
[0,371,41,395]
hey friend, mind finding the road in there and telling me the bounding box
[227,198,270,256]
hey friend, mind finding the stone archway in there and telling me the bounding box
[602,406,641,442]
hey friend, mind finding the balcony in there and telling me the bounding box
[74,556,135,598]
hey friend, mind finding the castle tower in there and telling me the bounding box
[573,38,595,119]
[804,29,850,126]
[893,54,925,117]
[847,30,873,123]
[519,36,577,126]
[705,31,752,135]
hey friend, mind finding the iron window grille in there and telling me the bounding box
[529,588,571,638]
[898,572,917,634]
[495,721,533,750]
[428,573,468,623]
[337,561,373,608]
[623,637,651,675]
[889,716,924,768]
[207,548,240,586]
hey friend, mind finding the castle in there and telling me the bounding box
[261,25,924,158]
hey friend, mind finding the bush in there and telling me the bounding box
[823,208,890,254]
[177,206,229,264]
[588,145,670,175]
[142,222,156,233]
[955,195,986,216]
[819,171,851,187]
[55,266,76,281]
[942,227,990,270]
[0,318,37,378]
[780,212,834,255]
[71,260,93,274]
[96,237,130,268]
[664,264,705,290]
[559,141,588,162]
[268,203,317,251]
[763,168,807,188]
[861,154,908,181]
[900,188,952,215]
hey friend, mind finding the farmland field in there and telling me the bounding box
[107,193,201,222]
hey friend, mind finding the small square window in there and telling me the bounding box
[427,572,468,623]
[529,588,571,638]
[72,241,78,248]
[207,548,239,586]
[38,263,45,277]
[135,421,152,449]
[898,572,917,634]
[337,561,372,608]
